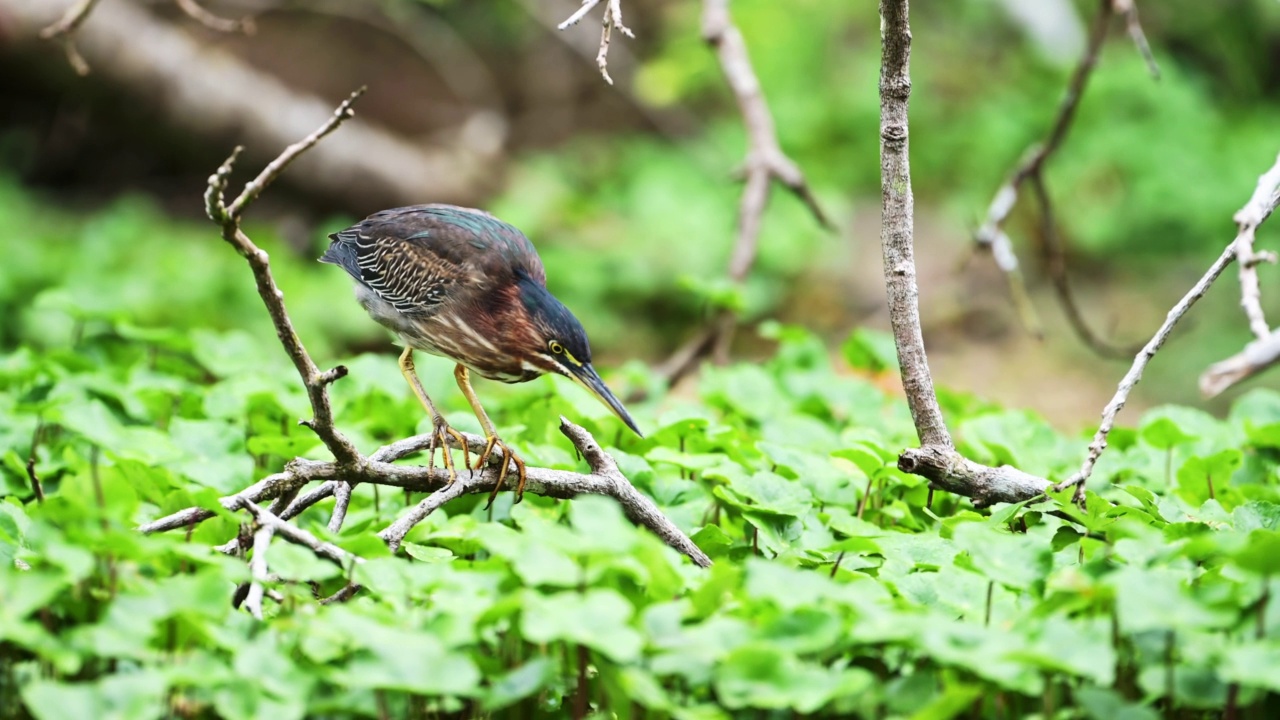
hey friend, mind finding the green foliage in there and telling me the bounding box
[5,239,1280,716]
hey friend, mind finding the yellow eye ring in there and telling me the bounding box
[548,340,564,355]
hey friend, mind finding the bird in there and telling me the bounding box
[321,204,641,507]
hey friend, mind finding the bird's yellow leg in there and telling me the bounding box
[453,364,528,507]
[399,347,469,482]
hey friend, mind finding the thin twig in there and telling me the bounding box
[39,0,102,75]
[973,0,1156,354]
[328,481,353,533]
[651,0,832,389]
[1112,0,1160,79]
[173,0,254,33]
[204,88,366,466]
[26,421,45,503]
[320,583,363,605]
[557,0,634,85]
[1030,175,1140,359]
[239,498,361,568]
[1056,242,1242,501]
[243,523,274,620]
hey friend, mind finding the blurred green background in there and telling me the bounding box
[4,0,1280,427]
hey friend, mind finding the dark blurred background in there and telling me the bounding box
[3,0,1280,427]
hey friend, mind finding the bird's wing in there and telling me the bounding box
[327,205,546,316]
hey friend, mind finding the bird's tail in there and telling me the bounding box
[319,231,361,279]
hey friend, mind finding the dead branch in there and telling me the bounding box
[145,423,713,568]
[204,88,366,466]
[974,0,1156,356]
[879,0,1052,507]
[1201,330,1280,398]
[136,90,711,579]
[242,522,274,619]
[651,0,831,390]
[1200,152,1280,397]
[38,0,100,74]
[172,0,253,34]
[557,0,634,85]
[1055,242,1241,500]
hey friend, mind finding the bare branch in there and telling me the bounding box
[39,0,102,75]
[974,0,1152,355]
[376,418,711,567]
[320,583,363,605]
[1112,0,1160,79]
[225,87,367,219]
[172,0,254,33]
[878,0,1055,509]
[1030,175,1140,359]
[557,0,634,85]
[204,89,366,467]
[1201,330,1280,398]
[898,447,1049,508]
[1056,242,1241,501]
[239,498,361,568]
[880,0,948,450]
[144,425,711,567]
[651,0,831,389]
[243,523,274,619]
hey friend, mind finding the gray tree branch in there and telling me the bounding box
[652,0,831,389]
[557,0,634,85]
[974,0,1155,357]
[879,0,1054,508]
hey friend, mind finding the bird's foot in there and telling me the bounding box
[426,415,471,485]
[475,436,528,509]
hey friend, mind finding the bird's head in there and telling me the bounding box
[515,272,642,437]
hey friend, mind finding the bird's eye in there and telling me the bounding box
[548,340,564,355]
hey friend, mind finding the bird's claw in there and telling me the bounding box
[475,436,528,509]
[426,416,471,485]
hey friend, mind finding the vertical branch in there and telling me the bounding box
[650,0,831,389]
[879,0,949,450]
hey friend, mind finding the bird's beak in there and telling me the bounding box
[568,363,643,437]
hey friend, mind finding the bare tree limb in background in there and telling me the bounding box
[557,0,633,85]
[5,0,495,207]
[137,93,711,605]
[37,0,100,74]
[1200,153,1280,397]
[651,0,831,391]
[173,0,254,34]
[974,0,1156,357]
[878,0,1053,507]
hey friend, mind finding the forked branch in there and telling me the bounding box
[879,0,1052,507]
[974,0,1156,357]
[653,0,830,390]
[41,0,252,74]
[140,90,711,606]
[557,0,634,84]
[1200,152,1280,397]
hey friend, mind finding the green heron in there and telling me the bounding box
[321,204,641,506]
